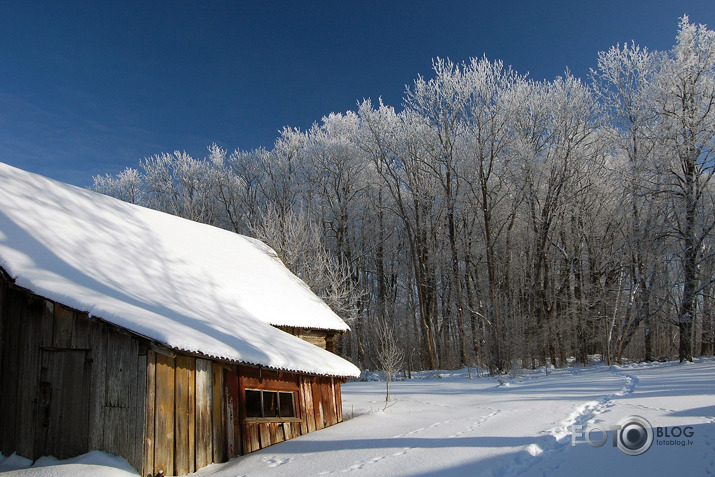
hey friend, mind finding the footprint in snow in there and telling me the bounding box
[526,443,543,456]
[262,456,293,467]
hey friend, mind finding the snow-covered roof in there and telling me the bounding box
[0,162,359,378]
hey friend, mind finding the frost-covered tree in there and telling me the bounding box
[461,57,523,372]
[249,206,361,327]
[140,150,218,223]
[655,16,715,362]
[591,42,666,363]
[304,112,368,263]
[404,58,470,366]
[88,16,715,371]
[206,143,248,233]
[375,317,404,405]
[91,167,143,204]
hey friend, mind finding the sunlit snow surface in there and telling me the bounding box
[202,359,715,477]
[0,162,358,378]
[3,359,713,476]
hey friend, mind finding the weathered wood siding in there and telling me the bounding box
[277,326,341,353]
[236,367,343,454]
[1,278,348,477]
[239,367,300,453]
[146,362,345,475]
[146,354,230,477]
[0,282,146,472]
[194,358,213,469]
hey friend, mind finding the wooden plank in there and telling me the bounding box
[41,349,91,459]
[325,331,339,353]
[154,352,175,476]
[33,349,52,458]
[104,407,126,458]
[61,350,91,458]
[70,310,91,349]
[316,377,326,428]
[52,303,73,348]
[211,363,225,463]
[0,288,23,456]
[282,422,293,440]
[105,330,132,407]
[298,335,327,349]
[232,369,242,457]
[299,329,328,338]
[258,424,271,449]
[325,377,337,426]
[223,367,240,459]
[142,350,156,477]
[0,281,5,364]
[174,355,193,476]
[44,349,65,458]
[320,377,335,427]
[331,379,338,425]
[246,423,260,453]
[133,350,147,475]
[291,421,300,440]
[189,359,196,473]
[15,294,42,458]
[302,377,316,434]
[296,377,307,436]
[320,377,329,427]
[239,366,300,391]
[268,422,277,446]
[335,381,343,422]
[312,378,324,430]
[195,359,213,470]
[274,422,285,444]
[88,321,107,450]
[103,331,138,466]
[320,377,332,427]
[126,337,140,472]
[39,299,54,349]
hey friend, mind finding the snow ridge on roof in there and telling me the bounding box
[0,162,359,378]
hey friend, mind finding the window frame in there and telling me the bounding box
[244,388,299,422]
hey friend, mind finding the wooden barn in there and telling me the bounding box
[0,162,360,476]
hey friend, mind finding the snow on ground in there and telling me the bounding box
[2,359,714,476]
[0,451,137,476]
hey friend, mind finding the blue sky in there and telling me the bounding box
[1,1,714,186]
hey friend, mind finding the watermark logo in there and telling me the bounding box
[570,416,693,456]
[614,415,653,456]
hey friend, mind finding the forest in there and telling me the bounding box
[92,17,715,374]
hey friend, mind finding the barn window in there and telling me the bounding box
[245,389,295,418]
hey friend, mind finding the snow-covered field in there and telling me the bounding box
[2,359,714,476]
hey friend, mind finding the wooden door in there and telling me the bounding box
[35,349,91,459]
